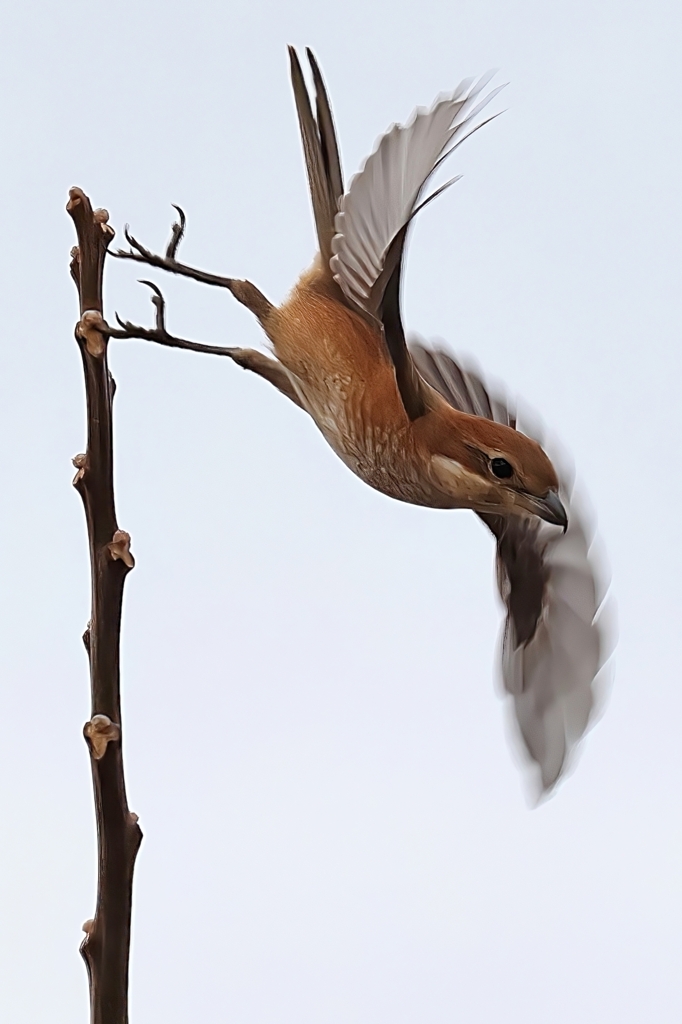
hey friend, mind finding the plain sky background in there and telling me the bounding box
[1,0,681,1021]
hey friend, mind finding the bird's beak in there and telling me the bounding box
[527,489,568,531]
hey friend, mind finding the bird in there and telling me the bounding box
[116,47,610,795]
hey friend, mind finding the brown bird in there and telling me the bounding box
[116,48,609,795]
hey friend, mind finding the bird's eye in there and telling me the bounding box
[490,457,514,479]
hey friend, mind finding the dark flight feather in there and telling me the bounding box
[410,339,608,792]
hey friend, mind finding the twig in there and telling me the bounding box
[67,186,142,1024]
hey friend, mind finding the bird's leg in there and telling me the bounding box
[228,349,304,408]
[113,205,273,324]
[105,281,303,409]
[111,206,301,404]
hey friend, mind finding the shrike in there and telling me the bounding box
[116,48,610,795]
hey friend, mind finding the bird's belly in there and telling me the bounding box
[293,376,454,508]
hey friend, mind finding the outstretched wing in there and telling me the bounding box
[330,76,504,418]
[331,75,503,315]
[410,340,611,794]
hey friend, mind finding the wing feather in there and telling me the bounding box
[330,77,505,316]
[289,56,503,423]
[410,339,611,794]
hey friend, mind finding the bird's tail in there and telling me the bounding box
[288,47,345,268]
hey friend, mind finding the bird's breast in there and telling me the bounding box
[268,283,454,507]
[291,371,453,507]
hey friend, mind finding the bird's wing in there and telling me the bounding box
[331,76,503,315]
[410,340,611,794]
[331,76,504,419]
[288,47,345,272]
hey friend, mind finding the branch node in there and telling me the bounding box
[69,246,81,289]
[66,187,84,212]
[84,714,121,760]
[77,310,107,357]
[72,452,88,486]
[90,207,115,243]
[107,530,135,568]
[82,622,91,652]
[66,190,114,242]
[82,918,95,935]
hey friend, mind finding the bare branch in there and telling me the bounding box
[113,207,274,322]
[67,186,142,1024]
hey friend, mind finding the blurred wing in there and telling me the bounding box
[331,75,504,420]
[410,339,610,794]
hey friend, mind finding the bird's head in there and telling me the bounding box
[427,410,567,528]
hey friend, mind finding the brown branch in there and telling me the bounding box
[112,206,274,322]
[67,186,143,1024]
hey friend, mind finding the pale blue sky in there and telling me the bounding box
[0,1,681,1021]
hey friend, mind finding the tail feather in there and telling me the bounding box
[306,48,344,205]
[288,47,343,268]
